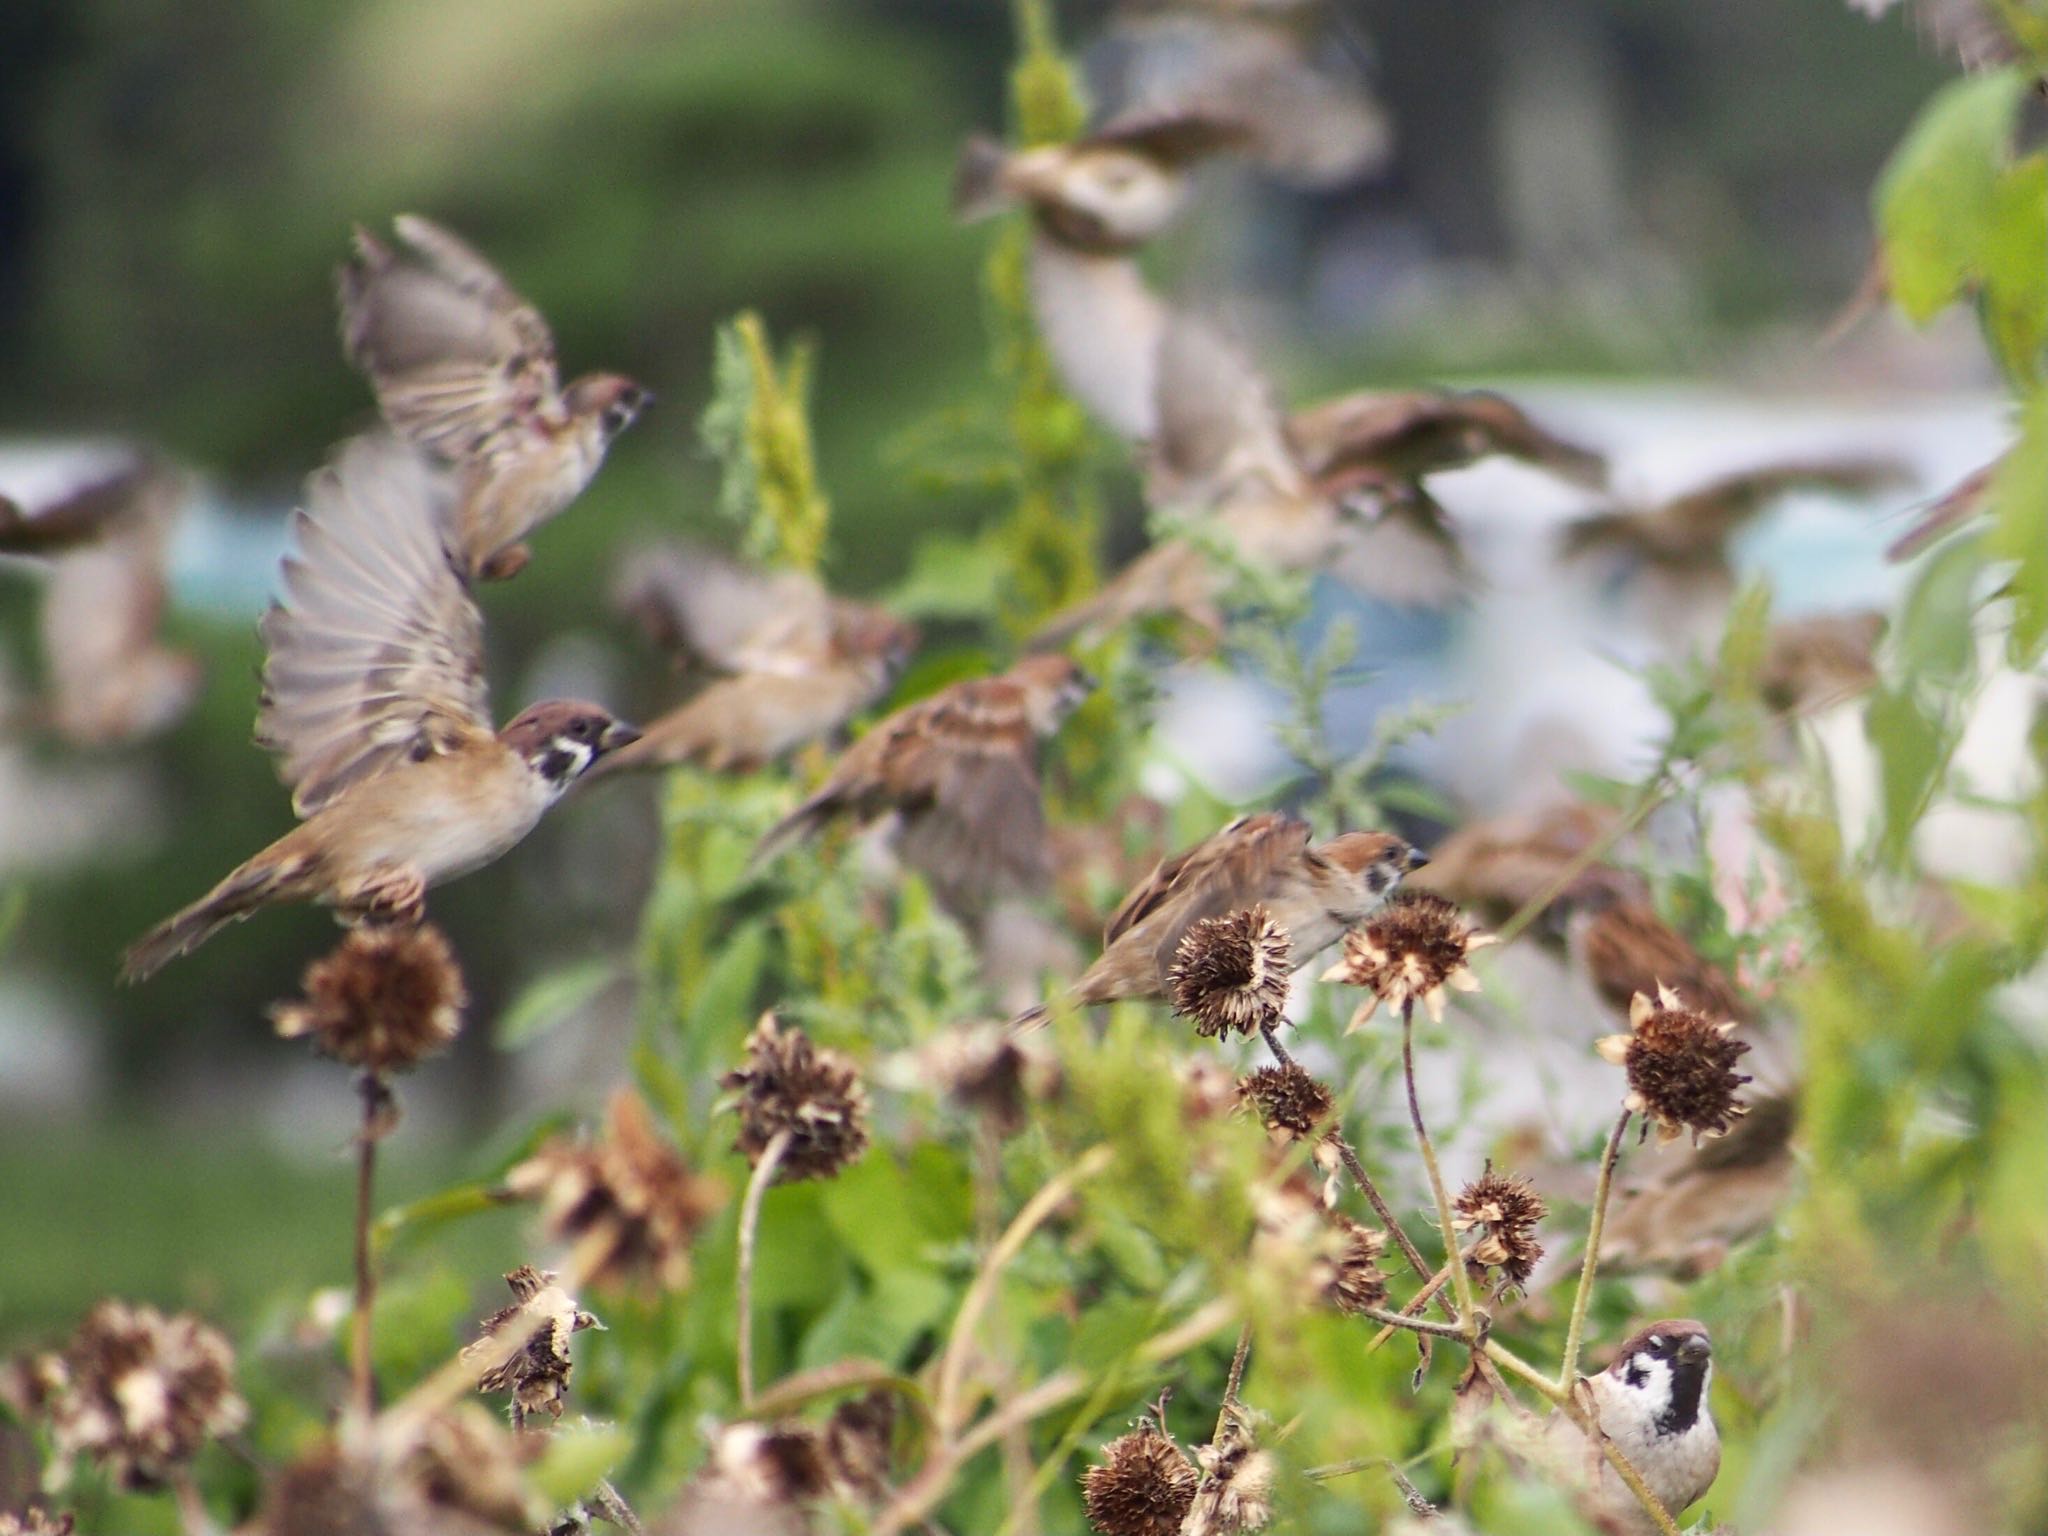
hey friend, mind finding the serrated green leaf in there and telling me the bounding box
[1876,68,2027,321]
[495,956,622,1051]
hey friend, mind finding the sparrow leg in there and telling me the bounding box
[478,542,532,582]
[342,866,428,927]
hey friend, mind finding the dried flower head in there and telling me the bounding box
[722,1013,870,1182]
[822,1390,897,1505]
[1082,1417,1198,1536]
[1320,891,1492,1027]
[1320,1216,1389,1314]
[1186,1404,1275,1535]
[271,924,465,1075]
[45,1301,246,1490]
[919,1023,1062,1135]
[1597,985,1752,1144]
[506,1089,725,1292]
[253,1408,539,1536]
[1168,906,1293,1039]
[1452,1166,1547,1293]
[462,1265,601,1427]
[1236,1064,1334,1140]
[0,1512,74,1536]
[659,1420,828,1536]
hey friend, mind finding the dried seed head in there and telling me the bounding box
[271,924,465,1075]
[1186,1404,1275,1535]
[253,1407,539,1536]
[1236,1064,1334,1140]
[0,1512,74,1536]
[723,1014,870,1182]
[662,1420,828,1535]
[1168,907,1293,1039]
[403,1406,541,1531]
[1321,1217,1389,1314]
[1597,986,1753,1144]
[822,1390,897,1505]
[45,1301,246,1490]
[920,1023,1062,1135]
[505,1089,725,1293]
[1082,1419,1198,1536]
[1320,891,1492,1028]
[462,1266,600,1426]
[1452,1166,1547,1293]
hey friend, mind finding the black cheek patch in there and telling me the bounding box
[538,748,578,783]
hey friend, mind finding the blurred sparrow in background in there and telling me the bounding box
[339,214,649,582]
[122,436,639,979]
[598,542,918,775]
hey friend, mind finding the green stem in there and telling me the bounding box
[1558,1112,1631,1393]
[1401,1004,1479,1333]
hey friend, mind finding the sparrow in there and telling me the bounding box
[751,654,1094,920]
[0,454,203,748]
[1409,802,1641,928]
[1599,1093,1796,1276]
[1546,1320,1720,1535]
[1885,455,1996,562]
[1286,387,1609,501]
[1025,810,1426,1020]
[120,436,640,980]
[1569,893,1756,1027]
[596,542,919,775]
[337,214,650,583]
[954,110,1245,440]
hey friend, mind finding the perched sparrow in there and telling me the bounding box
[1599,1093,1796,1276]
[338,214,650,582]
[1547,1320,1720,1535]
[752,654,1094,920]
[1099,0,1392,187]
[1036,810,1426,1016]
[955,110,1243,440]
[597,543,918,774]
[0,454,203,747]
[1569,895,1755,1027]
[121,436,640,980]
[1756,610,1885,716]
[1886,454,1996,562]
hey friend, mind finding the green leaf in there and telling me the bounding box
[1991,389,2048,659]
[371,1180,511,1258]
[1867,685,1947,865]
[1876,68,2028,321]
[1981,153,2048,382]
[495,956,622,1051]
[528,1424,630,1509]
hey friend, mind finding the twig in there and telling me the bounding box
[1558,1111,1631,1392]
[737,1127,794,1409]
[171,1469,218,1536]
[1216,1323,1253,1439]
[1356,1306,1472,1341]
[350,1071,384,1419]
[1400,1004,1479,1334]
[1493,773,1673,948]
[1259,1022,1295,1068]
[1386,1460,1438,1519]
[594,1477,644,1536]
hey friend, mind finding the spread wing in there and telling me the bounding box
[877,677,1050,899]
[1572,454,1914,565]
[257,435,492,817]
[1082,107,1250,165]
[0,454,172,557]
[1103,810,1311,949]
[338,214,560,461]
[612,542,831,675]
[1293,389,1606,489]
[1151,313,1305,507]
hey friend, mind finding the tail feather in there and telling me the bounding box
[952,134,1014,222]
[748,793,838,874]
[121,860,292,983]
[1007,1003,1052,1033]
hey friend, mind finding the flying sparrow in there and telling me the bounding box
[1886,454,1996,562]
[1287,387,1609,501]
[1599,1092,1796,1276]
[0,453,203,747]
[1409,802,1641,928]
[751,654,1094,920]
[954,110,1243,440]
[337,214,650,583]
[1024,810,1426,1021]
[1569,893,1756,1027]
[1547,1320,1721,1535]
[121,436,640,980]
[597,542,918,775]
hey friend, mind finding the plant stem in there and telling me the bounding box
[1558,1111,1631,1393]
[1493,773,1672,948]
[1215,1323,1253,1438]
[1401,1004,1479,1333]
[1356,1305,1472,1341]
[350,1071,383,1420]
[737,1127,793,1410]
[594,1477,644,1536]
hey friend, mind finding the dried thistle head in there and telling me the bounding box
[1597,985,1752,1144]
[1186,1404,1275,1535]
[1168,907,1293,1039]
[662,1420,828,1536]
[1236,1064,1334,1141]
[505,1089,725,1293]
[0,1512,74,1536]
[1452,1166,1547,1293]
[271,924,465,1075]
[253,1407,539,1536]
[462,1266,601,1427]
[1320,891,1492,1027]
[1320,1217,1389,1314]
[919,1023,1062,1135]
[44,1300,246,1490]
[722,1013,870,1182]
[1082,1416,1198,1536]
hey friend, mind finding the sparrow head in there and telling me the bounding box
[566,374,652,441]
[972,142,1187,252]
[1318,831,1429,910]
[1008,653,1096,734]
[500,700,642,792]
[1605,1319,1714,1435]
[829,601,921,681]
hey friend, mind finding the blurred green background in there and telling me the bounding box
[0,0,1951,1342]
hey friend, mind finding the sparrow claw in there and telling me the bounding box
[344,868,428,928]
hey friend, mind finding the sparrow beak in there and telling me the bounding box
[1407,847,1431,870]
[599,720,643,754]
[1676,1336,1712,1367]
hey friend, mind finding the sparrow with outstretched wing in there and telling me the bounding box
[339,215,649,582]
[122,436,640,979]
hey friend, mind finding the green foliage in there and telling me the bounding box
[702,310,833,573]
